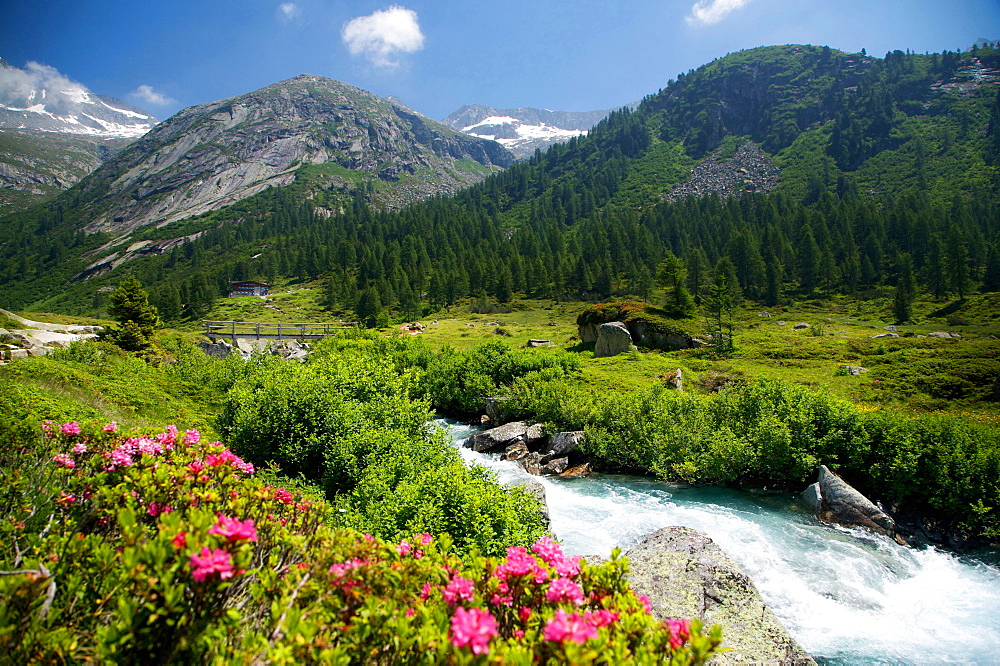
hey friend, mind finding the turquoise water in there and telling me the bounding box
[437,419,1000,664]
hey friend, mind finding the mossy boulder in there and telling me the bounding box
[625,526,814,664]
[577,302,695,351]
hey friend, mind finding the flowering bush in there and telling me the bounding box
[0,420,722,663]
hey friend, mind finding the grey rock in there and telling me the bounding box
[539,457,569,475]
[810,465,896,537]
[509,478,550,526]
[502,441,530,462]
[801,482,822,514]
[526,339,553,347]
[928,331,952,339]
[871,332,899,338]
[884,325,897,332]
[466,421,530,453]
[625,527,813,665]
[520,452,543,476]
[776,321,786,326]
[525,423,546,446]
[665,367,683,391]
[27,346,50,356]
[838,365,869,375]
[543,431,585,458]
[793,322,810,330]
[8,348,29,360]
[594,321,634,358]
[484,395,512,425]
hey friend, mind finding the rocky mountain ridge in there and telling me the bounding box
[64,75,513,238]
[0,58,156,138]
[442,103,633,159]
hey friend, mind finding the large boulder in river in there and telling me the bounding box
[802,465,896,537]
[594,322,634,358]
[466,421,544,454]
[625,527,814,665]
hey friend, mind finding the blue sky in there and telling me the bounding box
[2,0,999,121]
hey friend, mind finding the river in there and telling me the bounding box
[436,418,1000,664]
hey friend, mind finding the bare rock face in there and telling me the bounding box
[509,478,550,526]
[543,431,585,458]
[594,321,634,358]
[625,527,814,665]
[803,465,896,537]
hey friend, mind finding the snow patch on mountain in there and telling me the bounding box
[0,59,156,138]
[443,103,635,159]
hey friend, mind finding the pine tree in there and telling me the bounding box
[99,275,160,353]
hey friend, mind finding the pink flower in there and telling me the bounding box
[450,606,497,655]
[420,582,434,600]
[102,421,118,433]
[60,422,81,436]
[274,488,294,505]
[52,453,75,468]
[519,606,532,623]
[416,532,433,546]
[183,429,200,445]
[41,420,53,432]
[553,555,581,578]
[585,609,619,628]
[442,575,475,605]
[72,442,88,455]
[208,515,257,544]
[146,503,172,517]
[532,535,563,564]
[667,618,691,650]
[543,609,597,644]
[546,577,585,605]
[638,594,652,614]
[189,547,235,582]
[172,532,188,549]
[397,540,412,556]
[188,460,205,473]
[56,492,76,506]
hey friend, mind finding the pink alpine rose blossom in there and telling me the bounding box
[60,422,81,436]
[546,577,585,605]
[189,547,235,582]
[450,606,498,655]
[102,421,118,432]
[543,609,598,644]
[71,442,88,455]
[667,618,692,650]
[52,453,75,468]
[208,515,258,543]
[442,575,475,605]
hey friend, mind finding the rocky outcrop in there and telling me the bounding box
[802,465,896,537]
[199,338,313,362]
[594,322,634,358]
[466,421,593,479]
[625,527,814,665]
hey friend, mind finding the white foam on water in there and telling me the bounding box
[434,419,1000,664]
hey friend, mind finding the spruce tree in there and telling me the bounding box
[99,275,160,353]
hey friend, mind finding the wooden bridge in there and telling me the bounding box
[203,320,357,341]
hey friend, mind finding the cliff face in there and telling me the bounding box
[69,75,514,236]
[0,130,130,214]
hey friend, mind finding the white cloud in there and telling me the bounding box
[341,5,425,68]
[130,84,176,107]
[278,2,300,21]
[686,0,751,25]
[0,61,91,114]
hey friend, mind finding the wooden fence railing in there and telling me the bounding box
[203,321,357,340]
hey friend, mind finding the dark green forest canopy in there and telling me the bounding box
[1,44,999,316]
